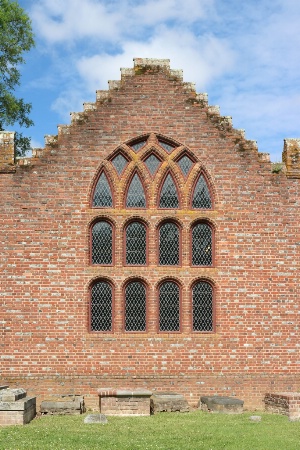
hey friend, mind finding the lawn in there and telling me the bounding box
[0,410,299,450]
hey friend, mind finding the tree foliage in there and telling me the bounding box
[0,0,34,156]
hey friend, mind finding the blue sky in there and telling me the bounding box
[15,0,300,161]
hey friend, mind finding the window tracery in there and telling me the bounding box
[90,134,215,333]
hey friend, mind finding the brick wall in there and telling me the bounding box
[1,59,299,410]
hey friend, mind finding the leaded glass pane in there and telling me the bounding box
[193,282,213,331]
[192,223,212,266]
[131,140,147,152]
[158,140,175,153]
[177,155,193,176]
[112,153,128,175]
[159,282,180,331]
[144,154,161,175]
[93,173,113,207]
[192,175,212,209]
[91,282,112,331]
[159,222,179,265]
[92,221,112,264]
[126,222,146,265]
[126,174,146,208]
[125,282,146,331]
[159,174,179,208]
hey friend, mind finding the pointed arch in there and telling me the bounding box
[92,170,113,208]
[125,171,147,208]
[191,172,213,209]
[191,279,214,332]
[158,172,180,208]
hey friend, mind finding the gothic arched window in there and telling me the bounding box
[192,222,213,266]
[125,281,147,331]
[159,281,180,332]
[192,174,212,209]
[159,173,179,208]
[125,221,147,265]
[159,221,180,265]
[91,280,113,331]
[92,172,113,207]
[126,173,146,208]
[91,221,113,265]
[192,281,213,332]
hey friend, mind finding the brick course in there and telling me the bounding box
[1,58,299,410]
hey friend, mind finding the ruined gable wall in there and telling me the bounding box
[0,59,299,409]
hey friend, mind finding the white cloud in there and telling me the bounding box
[77,27,234,92]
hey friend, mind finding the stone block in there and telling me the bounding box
[0,388,27,402]
[0,397,36,426]
[200,396,244,414]
[150,392,190,414]
[84,413,108,424]
[98,389,152,416]
[40,395,85,415]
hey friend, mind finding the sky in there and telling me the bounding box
[14,0,300,161]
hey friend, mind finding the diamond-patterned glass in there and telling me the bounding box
[158,140,175,153]
[192,223,212,266]
[144,154,161,175]
[91,281,112,331]
[112,153,128,175]
[192,175,212,209]
[159,174,179,208]
[126,174,146,208]
[177,155,193,176]
[92,221,113,264]
[193,282,213,331]
[131,140,147,152]
[93,172,113,207]
[159,222,179,265]
[126,222,146,265]
[125,281,146,331]
[159,282,180,331]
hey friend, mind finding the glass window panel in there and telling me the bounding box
[193,282,213,331]
[126,174,146,208]
[177,155,193,176]
[126,222,146,265]
[144,154,161,175]
[192,223,212,266]
[111,153,128,175]
[159,282,180,331]
[93,173,113,207]
[92,221,113,264]
[91,281,112,331]
[159,222,179,265]
[158,140,175,153]
[192,175,212,209]
[159,174,179,208]
[125,282,146,331]
[131,140,147,152]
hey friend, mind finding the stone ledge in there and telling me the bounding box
[98,389,152,397]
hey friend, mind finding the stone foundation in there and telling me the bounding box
[264,393,300,421]
[200,396,244,414]
[98,389,152,416]
[150,392,189,414]
[40,394,85,415]
[0,386,36,426]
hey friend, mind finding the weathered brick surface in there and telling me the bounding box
[264,393,300,421]
[98,389,152,416]
[0,58,299,410]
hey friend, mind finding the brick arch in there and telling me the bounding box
[123,169,148,209]
[187,167,216,209]
[156,169,181,209]
[89,164,115,208]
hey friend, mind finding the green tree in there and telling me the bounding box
[0,0,34,156]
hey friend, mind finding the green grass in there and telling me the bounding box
[0,411,299,450]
